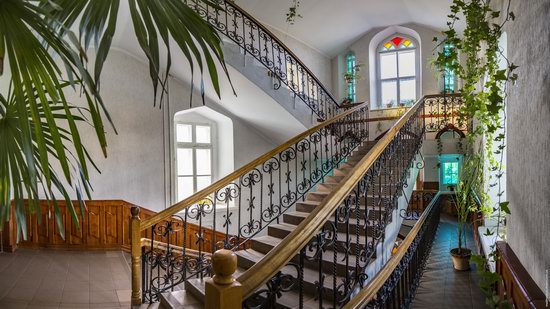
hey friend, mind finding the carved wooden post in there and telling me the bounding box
[130,207,142,305]
[205,249,242,309]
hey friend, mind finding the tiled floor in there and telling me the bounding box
[411,215,487,308]
[0,249,135,308]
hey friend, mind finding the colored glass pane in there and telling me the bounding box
[391,36,403,47]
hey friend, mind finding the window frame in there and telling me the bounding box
[443,42,457,93]
[174,122,215,202]
[346,51,357,102]
[376,34,420,109]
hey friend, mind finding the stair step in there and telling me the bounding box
[160,289,202,309]
[234,249,346,300]
[267,223,372,255]
[283,210,384,232]
[249,235,374,276]
[296,198,394,213]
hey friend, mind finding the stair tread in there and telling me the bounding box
[235,249,345,286]
[268,223,370,243]
[251,235,367,266]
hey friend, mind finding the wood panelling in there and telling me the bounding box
[496,241,546,308]
[7,200,239,254]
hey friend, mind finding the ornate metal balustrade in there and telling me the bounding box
[424,94,467,133]
[183,0,341,120]
[132,103,369,303]
[343,193,442,309]
[400,190,438,220]
[240,98,427,308]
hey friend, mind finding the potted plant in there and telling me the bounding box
[450,154,482,271]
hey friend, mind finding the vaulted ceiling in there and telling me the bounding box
[235,0,457,57]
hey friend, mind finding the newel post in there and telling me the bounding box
[205,249,242,309]
[130,207,142,306]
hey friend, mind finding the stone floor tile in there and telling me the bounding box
[90,290,119,304]
[61,291,90,304]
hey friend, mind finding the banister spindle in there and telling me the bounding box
[205,249,242,309]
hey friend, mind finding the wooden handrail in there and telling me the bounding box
[343,192,442,308]
[140,102,370,231]
[236,96,426,298]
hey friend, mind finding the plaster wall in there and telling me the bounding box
[266,25,333,93]
[57,50,277,212]
[498,0,550,293]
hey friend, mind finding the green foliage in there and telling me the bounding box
[453,152,482,252]
[472,253,511,309]
[435,0,518,306]
[0,0,232,240]
[286,0,302,25]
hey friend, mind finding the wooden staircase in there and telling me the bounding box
[159,139,405,308]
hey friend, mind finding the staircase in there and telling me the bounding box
[126,2,468,308]
[181,141,380,307]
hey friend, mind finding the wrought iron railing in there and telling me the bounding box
[183,0,341,120]
[237,96,427,307]
[424,94,467,133]
[400,190,438,220]
[130,103,369,303]
[344,193,442,308]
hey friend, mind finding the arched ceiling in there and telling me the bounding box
[234,0,460,57]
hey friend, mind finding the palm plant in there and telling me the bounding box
[0,0,232,240]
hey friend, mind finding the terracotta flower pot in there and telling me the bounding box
[450,248,472,271]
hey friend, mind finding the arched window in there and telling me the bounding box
[377,35,419,108]
[346,51,357,102]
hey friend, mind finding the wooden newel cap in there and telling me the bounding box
[130,207,140,217]
[211,249,237,285]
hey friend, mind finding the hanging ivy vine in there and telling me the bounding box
[286,0,302,25]
[434,0,517,307]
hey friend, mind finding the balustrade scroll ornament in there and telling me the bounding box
[424,95,467,133]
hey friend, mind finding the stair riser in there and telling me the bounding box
[267,227,371,255]
[236,254,340,301]
[283,213,382,235]
[296,199,393,213]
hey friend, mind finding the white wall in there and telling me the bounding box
[266,25,333,93]
[331,23,443,107]
[53,50,279,211]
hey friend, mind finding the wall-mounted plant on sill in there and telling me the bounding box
[435,0,517,307]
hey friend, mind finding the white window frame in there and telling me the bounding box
[376,34,420,109]
[175,122,214,202]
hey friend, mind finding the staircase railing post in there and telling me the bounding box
[130,207,142,305]
[205,249,242,309]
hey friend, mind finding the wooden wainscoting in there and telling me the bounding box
[4,200,232,254]
[496,241,547,308]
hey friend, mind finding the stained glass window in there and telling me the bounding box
[380,36,415,52]
[346,51,357,102]
[443,43,456,93]
[442,161,459,185]
[378,35,418,109]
